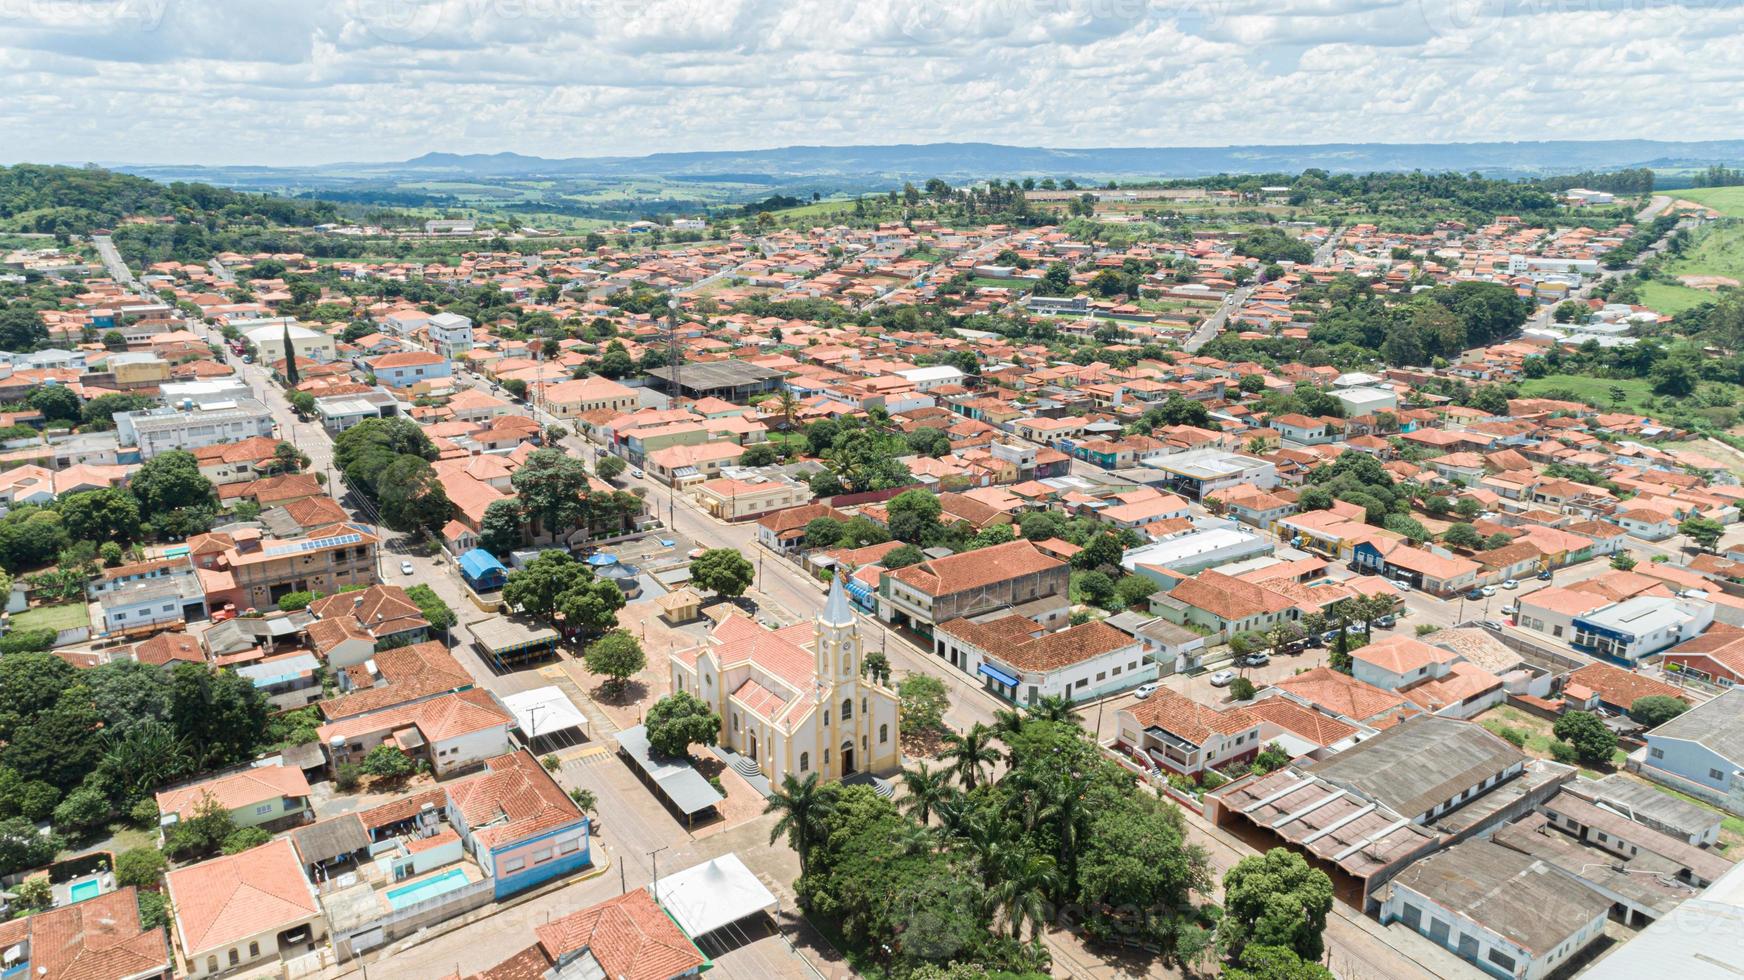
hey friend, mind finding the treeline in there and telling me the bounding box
[0,164,336,235]
[1531,168,1655,195]
[1692,166,1744,188]
[1305,276,1530,367]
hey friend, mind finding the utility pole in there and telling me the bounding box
[648,845,669,898]
[665,292,682,408]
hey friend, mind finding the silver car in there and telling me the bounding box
[1210,669,1236,687]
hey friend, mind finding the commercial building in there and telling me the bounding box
[114,399,276,458]
[933,616,1153,704]
[1571,595,1714,664]
[188,523,380,612]
[1640,688,1744,815]
[1141,448,1276,500]
[878,538,1070,637]
[426,311,474,358]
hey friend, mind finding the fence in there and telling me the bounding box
[332,875,495,961]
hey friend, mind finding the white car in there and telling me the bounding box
[400,560,414,576]
[1134,682,1159,700]
[1480,585,1497,597]
[1502,579,1519,590]
[1209,670,1237,687]
[630,467,645,479]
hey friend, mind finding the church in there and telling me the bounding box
[669,576,901,783]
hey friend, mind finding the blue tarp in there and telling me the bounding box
[458,548,508,588]
[978,663,1019,687]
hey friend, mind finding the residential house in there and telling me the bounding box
[368,350,452,391]
[164,839,325,979]
[463,888,704,980]
[1114,688,1262,778]
[155,763,314,838]
[1640,688,1744,814]
[0,887,171,980]
[316,688,515,778]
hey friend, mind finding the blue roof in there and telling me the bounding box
[459,548,507,578]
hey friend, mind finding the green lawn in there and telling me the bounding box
[1676,185,1744,218]
[1518,374,1657,413]
[12,602,90,633]
[969,276,1030,290]
[1637,280,1713,314]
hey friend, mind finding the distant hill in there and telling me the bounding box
[366,139,1744,180]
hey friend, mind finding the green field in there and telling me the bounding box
[1638,219,1744,313]
[1676,185,1744,218]
[1518,374,1657,412]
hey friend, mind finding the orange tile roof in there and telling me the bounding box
[890,538,1064,597]
[1273,666,1418,724]
[164,838,319,956]
[1124,688,1257,745]
[156,763,310,821]
[531,889,704,980]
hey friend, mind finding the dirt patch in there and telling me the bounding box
[1677,274,1740,290]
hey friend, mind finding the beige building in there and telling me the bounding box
[188,523,380,611]
[541,375,639,417]
[671,577,900,783]
[165,838,326,978]
[693,475,813,521]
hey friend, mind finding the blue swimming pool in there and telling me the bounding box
[384,868,470,910]
[68,879,102,903]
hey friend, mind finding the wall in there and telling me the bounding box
[490,822,590,899]
[332,875,493,962]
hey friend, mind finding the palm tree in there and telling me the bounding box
[991,707,1028,743]
[1040,773,1091,891]
[568,787,597,815]
[899,763,954,825]
[995,853,1062,942]
[889,821,935,858]
[941,722,1001,791]
[958,809,1009,888]
[1029,696,1081,724]
[765,773,835,878]
[776,390,800,431]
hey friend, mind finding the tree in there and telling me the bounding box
[883,543,925,569]
[1229,677,1257,701]
[644,691,721,758]
[510,448,592,537]
[1441,523,1483,549]
[1455,496,1484,519]
[163,792,235,859]
[0,816,62,876]
[129,450,217,513]
[1076,570,1116,609]
[377,455,452,533]
[941,722,1001,791]
[898,763,953,825]
[51,784,112,836]
[503,550,590,621]
[0,304,48,351]
[766,772,838,878]
[1628,695,1689,728]
[1074,531,1126,572]
[1611,551,1638,571]
[584,630,646,692]
[595,454,626,480]
[805,516,846,549]
[479,498,525,556]
[556,578,627,636]
[1253,743,1291,775]
[861,651,891,686]
[825,428,912,493]
[276,590,320,612]
[114,846,167,888]
[1224,945,1337,980]
[404,584,456,631]
[57,487,141,545]
[737,442,779,466]
[1553,710,1618,766]
[690,548,754,597]
[899,674,950,733]
[360,744,416,779]
[1217,848,1334,962]
[222,827,274,854]
[1483,531,1514,551]
[887,489,943,545]
[28,384,81,422]
[1681,516,1725,552]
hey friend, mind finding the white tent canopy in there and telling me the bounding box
[501,686,588,740]
[654,853,777,937]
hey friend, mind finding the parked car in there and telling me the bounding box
[400,560,414,575]
[1467,589,1485,601]
[1537,570,1553,581]
[1209,670,1236,687]
[1502,579,1519,590]
[1501,604,1518,616]
[1393,579,1412,592]
[1345,623,1365,635]
[1483,619,1504,631]
[1481,585,1498,597]
[1374,614,1396,628]
[1134,682,1159,700]
[630,467,645,479]
[1321,630,1341,644]
[1241,652,1270,668]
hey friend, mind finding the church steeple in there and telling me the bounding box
[816,574,859,685]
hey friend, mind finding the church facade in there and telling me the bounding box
[669,576,901,783]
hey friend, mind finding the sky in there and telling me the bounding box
[3,0,1741,167]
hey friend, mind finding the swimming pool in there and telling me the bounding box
[384,867,470,910]
[68,879,102,903]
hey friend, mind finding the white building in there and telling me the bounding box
[932,616,1154,704]
[426,311,475,359]
[241,320,338,364]
[1120,523,1273,582]
[1380,838,1610,980]
[115,399,276,458]
[670,577,900,784]
[1571,595,1714,665]
[894,365,966,392]
[1141,449,1277,500]
[1641,688,1744,814]
[1333,385,1398,417]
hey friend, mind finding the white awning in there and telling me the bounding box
[653,853,777,937]
[500,686,588,739]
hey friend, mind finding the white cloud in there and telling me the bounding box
[1,0,1740,165]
